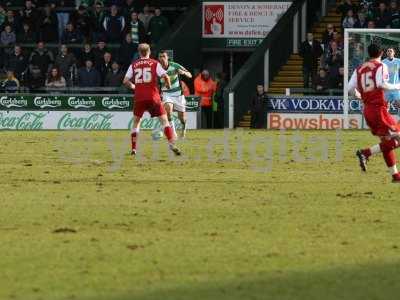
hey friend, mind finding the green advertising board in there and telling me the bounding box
[0,95,200,112]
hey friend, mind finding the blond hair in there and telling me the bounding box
[138,43,151,57]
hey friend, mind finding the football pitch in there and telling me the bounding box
[1,129,400,300]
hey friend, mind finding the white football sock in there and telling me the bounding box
[389,165,398,175]
[370,144,381,155]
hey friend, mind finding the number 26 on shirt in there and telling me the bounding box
[135,67,152,83]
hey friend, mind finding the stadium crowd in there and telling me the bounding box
[303,0,400,92]
[0,0,175,90]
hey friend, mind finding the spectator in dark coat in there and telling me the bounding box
[4,45,28,81]
[70,5,91,39]
[20,0,39,31]
[322,24,335,46]
[299,33,323,89]
[29,41,54,78]
[17,23,36,43]
[79,43,95,67]
[93,40,108,67]
[336,0,357,21]
[118,33,137,70]
[90,2,106,42]
[62,23,83,44]
[375,2,391,28]
[148,7,169,44]
[325,41,343,83]
[3,10,20,33]
[390,0,400,28]
[104,61,124,87]
[354,12,368,28]
[251,85,266,129]
[103,5,125,43]
[78,59,101,87]
[54,44,76,85]
[313,68,329,92]
[97,51,112,85]
[39,4,58,42]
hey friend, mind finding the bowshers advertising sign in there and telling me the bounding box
[266,96,380,130]
[202,1,291,48]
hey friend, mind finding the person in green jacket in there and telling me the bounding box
[148,7,169,45]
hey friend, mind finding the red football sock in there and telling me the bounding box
[382,150,396,168]
[131,131,138,151]
[380,138,399,152]
[164,126,174,143]
[362,148,372,157]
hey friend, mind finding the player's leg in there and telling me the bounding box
[151,101,181,156]
[130,115,142,156]
[164,102,177,138]
[178,111,187,138]
[158,113,181,156]
[176,95,187,138]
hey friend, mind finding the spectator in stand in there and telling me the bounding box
[21,0,39,31]
[78,59,101,87]
[313,68,329,93]
[103,5,125,43]
[29,41,54,79]
[17,22,36,43]
[118,33,137,70]
[337,0,357,21]
[55,44,76,85]
[93,39,108,66]
[299,32,323,89]
[368,20,376,28]
[139,4,153,33]
[375,2,391,28]
[2,70,20,93]
[122,0,139,19]
[390,0,400,28]
[3,10,20,33]
[342,9,357,28]
[104,61,124,87]
[28,65,45,90]
[332,31,344,51]
[354,12,368,28]
[90,2,105,42]
[97,51,112,85]
[329,66,344,89]
[125,11,145,46]
[322,24,336,46]
[358,2,374,21]
[71,5,91,40]
[325,41,343,86]
[62,23,83,44]
[1,25,16,56]
[4,45,28,81]
[148,7,169,44]
[0,6,6,28]
[39,4,58,43]
[79,43,95,67]
[56,0,73,42]
[250,84,266,129]
[194,70,216,129]
[45,67,67,88]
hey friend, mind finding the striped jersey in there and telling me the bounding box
[160,61,185,96]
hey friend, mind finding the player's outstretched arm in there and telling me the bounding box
[123,77,135,91]
[178,68,192,79]
[162,74,172,89]
[123,65,135,91]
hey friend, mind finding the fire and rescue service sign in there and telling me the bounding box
[202,1,292,48]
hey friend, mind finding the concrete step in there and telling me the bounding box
[282,65,302,71]
[274,76,303,82]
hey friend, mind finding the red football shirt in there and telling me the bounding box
[125,58,167,102]
[349,59,388,107]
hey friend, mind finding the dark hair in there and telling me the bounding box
[368,43,382,58]
[48,67,61,82]
[159,50,168,55]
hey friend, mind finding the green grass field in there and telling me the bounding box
[1,129,400,300]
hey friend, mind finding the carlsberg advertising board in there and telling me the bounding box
[0,111,197,130]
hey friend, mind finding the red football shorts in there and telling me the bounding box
[134,100,166,118]
[363,105,400,136]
